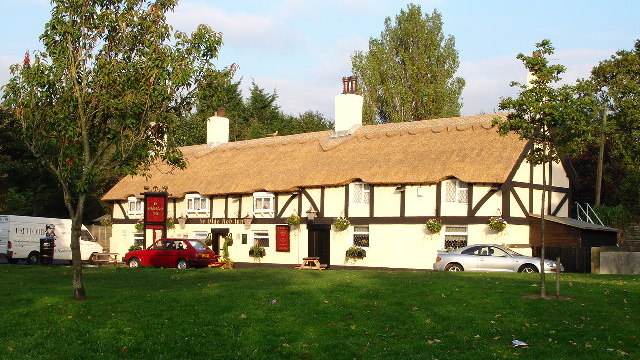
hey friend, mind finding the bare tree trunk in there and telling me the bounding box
[68,193,87,301]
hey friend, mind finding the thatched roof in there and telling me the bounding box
[102,113,526,201]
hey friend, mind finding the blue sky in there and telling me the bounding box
[0,0,638,120]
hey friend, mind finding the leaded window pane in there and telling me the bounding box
[445,181,456,202]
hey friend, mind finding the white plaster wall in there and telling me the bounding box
[473,186,503,217]
[405,185,436,217]
[302,188,322,215]
[512,158,530,182]
[324,186,346,218]
[551,161,570,188]
[510,187,528,217]
[372,186,399,217]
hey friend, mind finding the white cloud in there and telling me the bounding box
[168,1,309,52]
[460,47,615,116]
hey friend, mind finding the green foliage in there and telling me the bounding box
[1,0,229,299]
[594,204,632,228]
[352,5,464,123]
[488,216,507,232]
[248,245,265,259]
[286,213,301,227]
[345,246,366,259]
[425,218,443,233]
[221,235,233,269]
[128,245,142,251]
[0,267,638,359]
[493,40,599,166]
[166,218,175,229]
[333,216,351,231]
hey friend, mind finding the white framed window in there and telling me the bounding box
[132,233,144,248]
[444,225,468,250]
[445,179,468,204]
[253,231,270,247]
[352,182,370,205]
[127,196,143,216]
[353,225,370,247]
[253,192,274,214]
[186,194,209,214]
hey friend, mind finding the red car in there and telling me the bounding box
[123,238,219,269]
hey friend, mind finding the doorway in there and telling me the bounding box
[210,228,230,255]
[308,224,330,268]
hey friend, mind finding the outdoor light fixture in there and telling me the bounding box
[395,186,406,192]
[243,214,254,226]
[178,215,187,229]
[306,208,318,221]
[144,186,150,190]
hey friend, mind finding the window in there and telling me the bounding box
[353,226,370,247]
[133,233,144,248]
[186,194,209,214]
[253,192,274,214]
[127,197,143,216]
[444,225,467,249]
[253,231,270,247]
[445,179,468,204]
[352,182,370,205]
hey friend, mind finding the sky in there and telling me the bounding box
[0,0,638,120]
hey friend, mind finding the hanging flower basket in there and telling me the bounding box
[333,216,351,231]
[488,216,507,232]
[166,218,175,229]
[345,246,366,259]
[287,213,301,227]
[100,218,113,227]
[425,218,443,233]
[134,220,144,232]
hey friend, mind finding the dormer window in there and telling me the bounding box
[186,194,209,214]
[445,179,468,204]
[253,192,274,214]
[127,196,143,216]
[352,182,370,205]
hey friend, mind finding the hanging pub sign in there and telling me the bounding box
[145,195,167,224]
[275,225,290,252]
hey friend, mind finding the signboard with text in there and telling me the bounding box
[145,195,166,224]
[275,225,290,252]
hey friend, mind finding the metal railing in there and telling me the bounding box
[575,203,604,226]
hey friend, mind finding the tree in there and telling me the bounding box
[590,40,640,209]
[492,40,598,297]
[2,0,226,300]
[351,5,464,124]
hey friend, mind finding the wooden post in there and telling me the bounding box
[555,256,561,299]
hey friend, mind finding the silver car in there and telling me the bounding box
[432,244,563,273]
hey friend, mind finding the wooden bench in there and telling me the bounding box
[93,253,119,266]
[295,257,326,270]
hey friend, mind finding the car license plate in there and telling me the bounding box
[201,254,209,258]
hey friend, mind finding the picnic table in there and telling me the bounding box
[295,257,326,270]
[93,253,119,266]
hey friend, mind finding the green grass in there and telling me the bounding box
[0,266,638,359]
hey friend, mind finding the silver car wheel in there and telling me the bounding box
[128,258,140,268]
[445,263,463,272]
[177,259,188,269]
[519,264,538,273]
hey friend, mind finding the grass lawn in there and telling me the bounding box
[0,265,637,359]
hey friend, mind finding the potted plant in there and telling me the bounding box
[134,220,144,232]
[488,216,507,232]
[287,213,301,227]
[249,245,265,259]
[425,218,443,233]
[333,216,351,231]
[166,218,175,229]
[345,246,366,259]
[128,245,142,252]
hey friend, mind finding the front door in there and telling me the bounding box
[308,224,330,268]
[210,228,230,255]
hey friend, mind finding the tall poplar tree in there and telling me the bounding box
[2,0,228,300]
[351,5,464,123]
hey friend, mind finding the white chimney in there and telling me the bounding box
[207,108,229,145]
[334,76,363,133]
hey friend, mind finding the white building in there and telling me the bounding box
[102,83,573,269]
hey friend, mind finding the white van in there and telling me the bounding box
[0,215,103,264]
